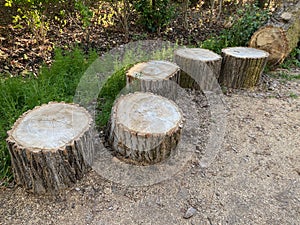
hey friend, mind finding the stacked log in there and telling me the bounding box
[249,1,300,66]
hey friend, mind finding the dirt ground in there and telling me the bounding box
[0,69,299,225]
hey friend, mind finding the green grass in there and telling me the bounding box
[279,73,300,81]
[0,47,98,184]
[289,92,298,99]
[269,71,300,82]
[96,64,133,128]
[280,47,300,69]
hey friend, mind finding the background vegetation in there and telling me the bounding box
[0,0,282,76]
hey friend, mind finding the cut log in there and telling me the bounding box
[108,92,184,165]
[174,48,222,90]
[219,47,269,89]
[126,60,180,100]
[249,1,300,66]
[6,102,95,194]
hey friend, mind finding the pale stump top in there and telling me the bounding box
[175,48,222,62]
[114,92,182,135]
[126,60,180,81]
[222,47,269,59]
[9,102,92,151]
[126,60,180,100]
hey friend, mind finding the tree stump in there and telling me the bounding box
[126,60,180,100]
[219,47,269,89]
[249,1,300,66]
[174,48,222,90]
[6,102,95,194]
[108,92,184,165]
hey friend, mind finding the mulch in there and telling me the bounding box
[0,5,224,77]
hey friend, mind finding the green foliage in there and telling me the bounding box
[280,47,300,69]
[0,47,98,183]
[4,0,94,37]
[5,0,58,40]
[268,71,300,84]
[134,0,175,33]
[289,92,298,99]
[75,1,94,28]
[201,4,270,53]
[96,64,132,128]
[278,72,300,81]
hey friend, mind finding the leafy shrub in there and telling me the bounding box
[4,0,94,38]
[134,0,175,33]
[0,47,98,184]
[201,4,270,53]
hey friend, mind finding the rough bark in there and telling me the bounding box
[126,60,180,100]
[6,102,95,194]
[249,1,300,66]
[174,48,222,90]
[219,47,269,89]
[108,92,183,165]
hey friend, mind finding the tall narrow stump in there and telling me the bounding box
[126,60,180,100]
[6,102,95,194]
[174,48,222,90]
[108,92,184,165]
[219,47,269,89]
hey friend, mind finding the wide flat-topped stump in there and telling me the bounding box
[174,48,222,90]
[6,102,95,194]
[126,60,180,100]
[219,47,269,89]
[108,92,183,165]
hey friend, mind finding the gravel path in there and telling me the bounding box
[0,74,299,225]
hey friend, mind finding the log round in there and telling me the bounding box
[219,47,269,89]
[108,92,184,165]
[6,102,95,194]
[174,48,222,90]
[126,60,180,100]
[249,1,300,66]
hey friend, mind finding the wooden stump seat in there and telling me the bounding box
[108,92,184,165]
[126,60,180,100]
[6,102,95,194]
[219,47,269,89]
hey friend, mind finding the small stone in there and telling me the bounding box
[268,80,279,91]
[104,187,112,195]
[75,187,80,191]
[112,157,121,163]
[183,207,197,219]
[156,198,164,207]
[280,12,292,21]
